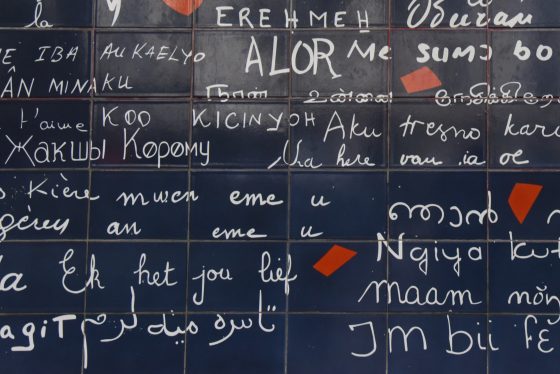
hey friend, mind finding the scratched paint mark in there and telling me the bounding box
[508,183,543,224]
[313,245,357,277]
[162,0,204,16]
[400,66,442,94]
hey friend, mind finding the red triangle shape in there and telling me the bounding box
[508,183,543,224]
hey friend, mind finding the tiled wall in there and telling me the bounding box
[1,0,560,373]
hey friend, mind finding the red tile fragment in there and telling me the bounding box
[162,0,204,16]
[313,245,357,277]
[400,66,442,94]
[508,183,543,224]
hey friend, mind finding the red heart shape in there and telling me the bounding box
[162,0,204,16]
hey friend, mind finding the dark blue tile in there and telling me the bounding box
[0,314,83,374]
[0,100,90,168]
[0,242,85,313]
[489,172,560,240]
[291,31,388,97]
[390,100,486,168]
[196,0,289,28]
[388,315,487,374]
[192,102,289,168]
[89,171,189,240]
[288,314,386,374]
[294,0,387,27]
[388,241,487,312]
[187,313,285,374]
[392,30,487,97]
[85,314,185,374]
[489,315,560,373]
[96,0,191,27]
[291,172,387,240]
[190,172,288,240]
[188,242,287,312]
[0,171,89,240]
[0,0,92,27]
[489,102,560,168]
[489,241,560,314]
[86,242,187,313]
[291,102,386,168]
[194,31,289,97]
[0,31,91,98]
[491,31,560,97]
[95,32,192,96]
[93,101,191,168]
[289,242,386,312]
[389,171,487,240]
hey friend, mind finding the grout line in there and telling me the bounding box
[80,0,97,370]
[0,311,555,317]
[385,1,392,373]
[3,238,560,243]
[485,4,492,373]
[284,0,293,371]
[183,5,196,374]
[4,95,560,101]
[4,26,560,31]
[7,168,560,172]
